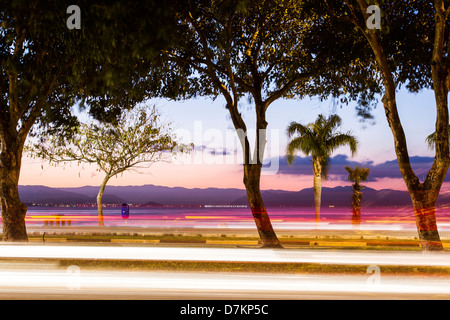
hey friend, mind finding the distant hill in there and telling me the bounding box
[57,185,246,206]
[18,185,126,205]
[230,186,415,207]
[20,184,245,206]
[18,184,450,208]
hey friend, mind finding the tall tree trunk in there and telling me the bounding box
[244,163,281,248]
[312,158,322,225]
[411,189,443,251]
[384,92,446,251]
[96,175,111,227]
[363,26,448,251]
[0,178,27,241]
[0,141,28,241]
[226,98,282,248]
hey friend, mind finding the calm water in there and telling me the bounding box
[22,205,450,231]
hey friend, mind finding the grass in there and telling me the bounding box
[54,258,450,276]
[29,233,433,251]
[1,255,449,275]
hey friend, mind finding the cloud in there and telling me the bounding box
[193,145,237,156]
[274,154,442,182]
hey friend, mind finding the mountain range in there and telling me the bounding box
[18,184,450,208]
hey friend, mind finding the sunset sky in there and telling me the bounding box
[20,87,446,192]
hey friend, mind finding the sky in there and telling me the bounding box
[20,87,446,192]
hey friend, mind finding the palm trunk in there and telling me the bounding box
[312,158,322,225]
[244,163,282,248]
[351,183,362,224]
[0,142,28,241]
[96,175,111,227]
[313,174,321,225]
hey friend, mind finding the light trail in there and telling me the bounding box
[0,269,449,299]
[0,244,450,299]
[0,244,450,266]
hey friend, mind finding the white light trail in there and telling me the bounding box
[0,244,449,266]
[0,269,449,298]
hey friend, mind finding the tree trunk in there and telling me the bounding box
[0,182,27,242]
[0,144,28,241]
[96,175,111,227]
[411,189,443,251]
[226,97,281,248]
[376,53,446,251]
[351,183,362,225]
[312,158,322,225]
[244,163,282,248]
[313,174,321,226]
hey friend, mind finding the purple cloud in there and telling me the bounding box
[275,154,441,182]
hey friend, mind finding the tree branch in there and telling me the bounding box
[264,72,312,109]
[18,72,57,145]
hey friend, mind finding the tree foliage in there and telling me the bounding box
[161,0,319,102]
[345,165,370,186]
[29,106,184,174]
[286,114,358,179]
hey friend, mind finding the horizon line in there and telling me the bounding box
[18,183,407,193]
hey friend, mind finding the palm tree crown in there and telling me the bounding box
[345,166,370,185]
[286,114,358,179]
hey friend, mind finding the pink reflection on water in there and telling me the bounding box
[17,205,450,231]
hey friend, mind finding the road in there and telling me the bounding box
[0,267,450,300]
[0,244,449,299]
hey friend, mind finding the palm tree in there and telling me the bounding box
[345,166,370,224]
[286,114,358,223]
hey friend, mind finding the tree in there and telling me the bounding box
[318,0,449,251]
[0,0,93,241]
[345,165,370,224]
[143,0,359,248]
[27,106,187,226]
[0,0,177,240]
[286,114,358,223]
